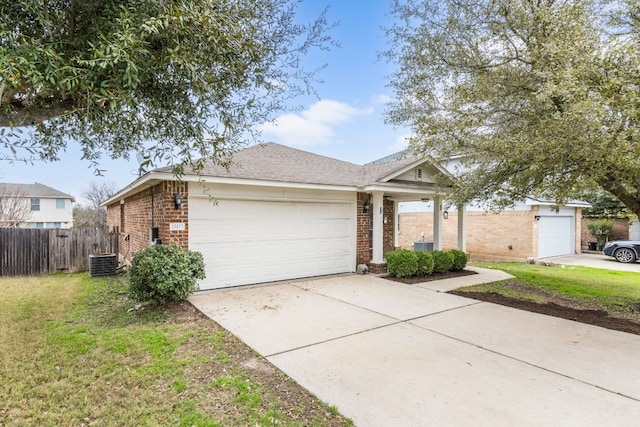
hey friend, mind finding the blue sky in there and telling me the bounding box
[1,2,409,204]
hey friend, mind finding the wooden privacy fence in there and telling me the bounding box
[0,226,119,276]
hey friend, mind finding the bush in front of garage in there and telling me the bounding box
[432,250,455,274]
[386,249,418,277]
[129,244,206,304]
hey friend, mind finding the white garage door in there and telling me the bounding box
[538,216,573,259]
[189,198,355,289]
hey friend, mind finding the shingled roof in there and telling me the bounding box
[157,143,420,186]
[0,182,75,201]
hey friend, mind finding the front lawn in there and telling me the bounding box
[453,263,640,329]
[0,273,352,426]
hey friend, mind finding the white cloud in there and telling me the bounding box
[259,99,372,146]
[372,94,392,104]
[387,133,411,153]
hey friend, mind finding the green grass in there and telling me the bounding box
[469,262,640,312]
[0,273,351,426]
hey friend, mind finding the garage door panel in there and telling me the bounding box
[190,198,355,289]
[538,216,573,259]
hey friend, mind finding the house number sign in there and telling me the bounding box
[169,222,185,231]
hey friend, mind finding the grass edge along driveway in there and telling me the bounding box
[0,273,352,427]
[460,262,640,317]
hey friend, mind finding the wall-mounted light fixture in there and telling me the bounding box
[534,215,541,221]
[383,214,389,224]
[421,198,430,203]
[174,192,183,210]
[443,210,449,220]
[363,200,371,213]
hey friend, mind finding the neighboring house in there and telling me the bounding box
[396,153,591,262]
[103,143,464,290]
[398,198,590,262]
[0,182,75,229]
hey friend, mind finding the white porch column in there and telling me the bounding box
[393,200,399,249]
[433,195,443,250]
[371,191,385,263]
[457,203,467,251]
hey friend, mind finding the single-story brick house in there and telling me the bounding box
[104,143,465,290]
[398,198,590,262]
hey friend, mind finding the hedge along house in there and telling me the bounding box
[103,143,464,290]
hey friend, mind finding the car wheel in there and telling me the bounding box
[614,248,637,263]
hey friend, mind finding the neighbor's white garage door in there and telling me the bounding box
[189,198,355,289]
[538,216,573,258]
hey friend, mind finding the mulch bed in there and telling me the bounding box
[381,269,640,335]
[381,269,477,284]
[449,290,640,336]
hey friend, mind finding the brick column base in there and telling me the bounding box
[367,262,387,274]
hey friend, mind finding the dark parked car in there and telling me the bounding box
[603,240,640,263]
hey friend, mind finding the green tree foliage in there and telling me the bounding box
[0,0,335,173]
[385,0,640,218]
[580,187,633,218]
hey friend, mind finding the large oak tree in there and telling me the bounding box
[385,0,640,217]
[1,0,334,173]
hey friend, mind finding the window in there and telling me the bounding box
[45,222,62,229]
[31,198,40,211]
[56,199,65,209]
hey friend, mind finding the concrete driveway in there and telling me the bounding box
[190,267,640,426]
[546,253,640,272]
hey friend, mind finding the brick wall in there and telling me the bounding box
[383,199,395,255]
[106,181,189,262]
[355,193,395,267]
[398,210,536,262]
[356,193,372,265]
[581,218,630,249]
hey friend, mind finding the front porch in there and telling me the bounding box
[357,189,467,272]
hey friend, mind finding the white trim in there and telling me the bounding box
[378,157,454,183]
[525,197,591,208]
[371,191,385,263]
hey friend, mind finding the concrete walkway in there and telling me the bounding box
[190,268,640,426]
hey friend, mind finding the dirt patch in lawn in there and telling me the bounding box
[165,302,351,426]
[384,272,640,335]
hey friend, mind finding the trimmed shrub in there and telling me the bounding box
[415,250,434,276]
[587,218,615,251]
[129,244,205,304]
[386,249,418,278]
[432,250,454,274]
[449,249,468,271]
